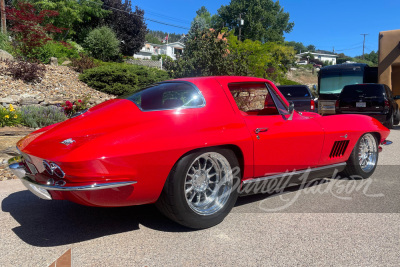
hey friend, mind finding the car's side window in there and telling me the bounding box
[126,82,205,111]
[228,83,280,116]
[267,84,290,115]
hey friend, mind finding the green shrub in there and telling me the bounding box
[278,78,301,85]
[70,53,99,73]
[67,40,84,53]
[0,104,21,127]
[84,26,120,62]
[79,63,170,95]
[34,41,79,64]
[20,106,67,128]
[0,32,13,54]
[151,54,173,61]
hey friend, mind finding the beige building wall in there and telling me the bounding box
[378,29,400,103]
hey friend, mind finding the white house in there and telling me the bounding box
[296,51,338,65]
[134,42,185,60]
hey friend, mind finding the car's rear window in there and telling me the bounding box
[340,84,385,98]
[277,86,310,98]
[125,82,205,111]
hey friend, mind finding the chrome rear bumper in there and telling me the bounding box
[8,161,137,200]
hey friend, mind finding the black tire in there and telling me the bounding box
[341,133,379,179]
[385,112,394,129]
[394,108,400,125]
[156,148,240,229]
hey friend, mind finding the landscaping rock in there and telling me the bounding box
[0,49,13,61]
[50,57,58,66]
[0,95,19,105]
[62,60,72,66]
[20,97,39,105]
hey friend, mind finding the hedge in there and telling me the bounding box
[79,63,170,96]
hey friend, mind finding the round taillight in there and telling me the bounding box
[43,160,53,175]
[50,163,65,178]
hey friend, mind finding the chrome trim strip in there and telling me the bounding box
[9,162,26,179]
[10,157,137,192]
[20,176,137,191]
[243,162,347,185]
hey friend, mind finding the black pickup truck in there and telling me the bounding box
[277,85,317,112]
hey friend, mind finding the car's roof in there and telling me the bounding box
[343,83,385,88]
[320,63,368,71]
[277,85,308,88]
[172,76,270,84]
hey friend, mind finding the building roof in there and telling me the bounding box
[144,42,185,48]
[297,51,338,57]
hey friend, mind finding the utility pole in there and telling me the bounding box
[0,0,6,35]
[238,14,244,41]
[361,34,368,59]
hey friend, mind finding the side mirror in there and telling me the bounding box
[288,102,295,120]
[394,95,400,100]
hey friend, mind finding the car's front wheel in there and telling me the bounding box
[341,133,379,179]
[156,148,240,229]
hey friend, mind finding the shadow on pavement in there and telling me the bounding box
[3,164,399,247]
[2,180,327,247]
[1,190,192,247]
[390,125,400,131]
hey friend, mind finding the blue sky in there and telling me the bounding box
[132,0,399,57]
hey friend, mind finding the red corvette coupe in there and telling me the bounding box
[9,76,391,229]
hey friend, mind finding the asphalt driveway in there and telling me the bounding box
[1,127,399,266]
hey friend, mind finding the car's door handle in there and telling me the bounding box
[254,128,268,134]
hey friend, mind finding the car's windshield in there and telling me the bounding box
[278,86,310,98]
[125,82,205,111]
[320,74,364,94]
[340,84,385,98]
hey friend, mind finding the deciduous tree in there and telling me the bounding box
[6,2,64,57]
[32,0,109,40]
[103,0,147,56]
[215,0,294,42]
[228,32,296,81]
[164,29,249,78]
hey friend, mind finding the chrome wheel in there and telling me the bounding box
[358,134,378,173]
[184,152,233,216]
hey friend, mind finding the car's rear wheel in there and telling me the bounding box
[341,133,378,179]
[156,148,240,229]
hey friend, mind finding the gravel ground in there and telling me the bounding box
[0,63,113,101]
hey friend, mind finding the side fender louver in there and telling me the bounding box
[329,140,350,158]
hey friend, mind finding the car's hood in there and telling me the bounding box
[17,99,147,160]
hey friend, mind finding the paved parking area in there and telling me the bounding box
[1,127,399,266]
